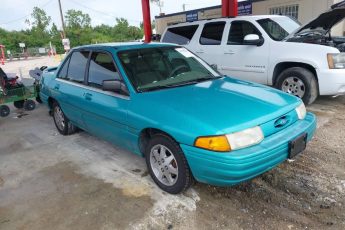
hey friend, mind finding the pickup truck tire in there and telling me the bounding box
[145,133,194,194]
[52,102,77,135]
[275,67,318,105]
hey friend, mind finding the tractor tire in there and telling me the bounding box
[24,99,36,111]
[0,105,10,117]
[13,100,25,109]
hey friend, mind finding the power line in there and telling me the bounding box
[0,0,54,25]
[68,0,142,24]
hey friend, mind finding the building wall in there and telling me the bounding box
[156,0,345,35]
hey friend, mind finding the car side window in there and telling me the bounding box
[66,51,89,83]
[199,21,226,45]
[228,21,261,45]
[57,56,70,79]
[162,25,199,45]
[88,52,120,88]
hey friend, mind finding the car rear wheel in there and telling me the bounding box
[275,67,318,105]
[145,133,193,194]
[0,105,10,117]
[52,102,77,135]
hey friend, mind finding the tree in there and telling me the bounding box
[29,7,51,32]
[65,10,91,29]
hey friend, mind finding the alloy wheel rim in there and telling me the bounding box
[54,106,65,131]
[281,77,305,98]
[150,144,178,186]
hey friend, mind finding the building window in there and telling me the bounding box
[269,4,299,20]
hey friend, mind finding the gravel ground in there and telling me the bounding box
[0,57,344,230]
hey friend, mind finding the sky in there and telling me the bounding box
[0,0,224,31]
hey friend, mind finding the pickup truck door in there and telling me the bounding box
[219,20,269,84]
[78,51,133,150]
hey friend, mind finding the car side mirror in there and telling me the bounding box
[243,34,264,46]
[102,80,129,96]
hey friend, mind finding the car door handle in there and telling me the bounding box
[196,50,204,54]
[54,84,60,90]
[224,50,235,54]
[83,92,92,101]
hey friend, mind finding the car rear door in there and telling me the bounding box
[78,50,133,150]
[192,21,227,68]
[220,20,269,84]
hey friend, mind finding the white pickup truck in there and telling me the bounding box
[161,4,345,104]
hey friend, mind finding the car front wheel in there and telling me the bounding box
[145,134,193,194]
[52,102,77,135]
[275,67,318,105]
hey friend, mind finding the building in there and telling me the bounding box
[155,0,345,35]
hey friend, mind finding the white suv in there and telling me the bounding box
[161,7,345,104]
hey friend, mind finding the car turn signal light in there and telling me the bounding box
[194,135,231,152]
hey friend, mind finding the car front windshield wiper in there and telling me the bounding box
[138,75,222,92]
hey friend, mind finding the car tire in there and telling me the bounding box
[0,105,10,117]
[13,100,25,109]
[23,99,36,111]
[145,133,194,194]
[275,67,318,105]
[52,102,77,135]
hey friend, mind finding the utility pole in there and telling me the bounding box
[58,0,66,38]
[182,4,186,12]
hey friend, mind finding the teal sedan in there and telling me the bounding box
[40,43,316,194]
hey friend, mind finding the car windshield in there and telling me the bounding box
[117,46,220,92]
[257,17,300,41]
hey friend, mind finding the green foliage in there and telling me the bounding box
[0,7,143,55]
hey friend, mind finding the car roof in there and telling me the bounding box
[72,42,176,51]
[166,15,288,27]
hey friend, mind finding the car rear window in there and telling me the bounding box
[162,25,199,45]
[200,21,226,45]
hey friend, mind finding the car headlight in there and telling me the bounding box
[295,102,306,120]
[194,126,264,152]
[327,53,345,69]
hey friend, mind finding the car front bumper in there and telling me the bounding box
[318,69,345,95]
[181,112,316,186]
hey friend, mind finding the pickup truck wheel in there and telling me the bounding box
[145,134,194,194]
[275,67,318,105]
[52,102,77,135]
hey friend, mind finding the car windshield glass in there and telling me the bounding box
[117,46,221,92]
[257,17,300,41]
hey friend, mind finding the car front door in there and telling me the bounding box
[78,50,133,150]
[53,50,90,129]
[220,20,269,84]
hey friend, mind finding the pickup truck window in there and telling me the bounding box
[228,21,261,45]
[257,17,300,41]
[88,52,120,88]
[162,25,199,45]
[66,51,89,84]
[200,21,226,45]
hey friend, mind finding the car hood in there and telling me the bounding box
[287,7,345,38]
[130,77,301,144]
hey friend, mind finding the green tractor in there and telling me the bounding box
[0,67,41,117]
